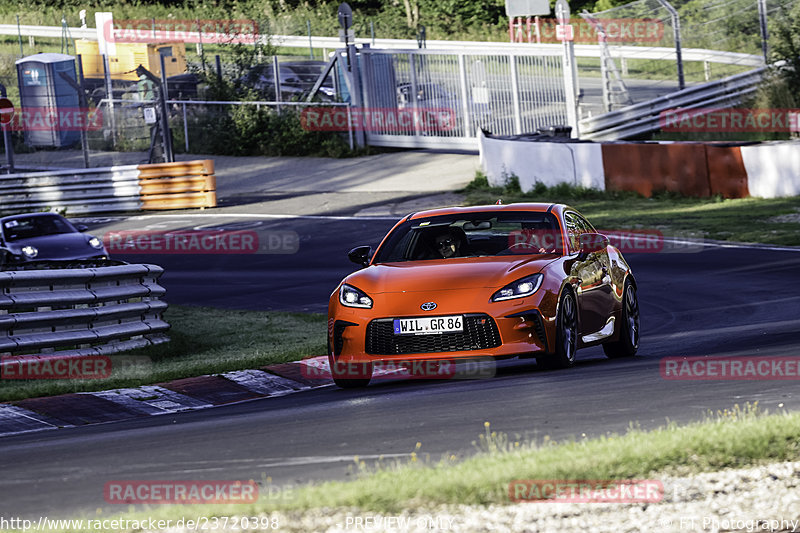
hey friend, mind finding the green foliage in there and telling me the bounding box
[171,105,352,157]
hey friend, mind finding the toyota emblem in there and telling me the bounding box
[420,302,437,311]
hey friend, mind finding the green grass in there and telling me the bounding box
[0,305,327,402]
[461,173,800,246]
[38,403,800,532]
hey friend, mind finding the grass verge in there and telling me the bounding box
[0,305,326,403]
[45,403,800,532]
[461,173,800,246]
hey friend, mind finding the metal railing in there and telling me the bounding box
[0,263,169,358]
[579,66,768,139]
[0,24,764,68]
[96,98,355,152]
[357,47,569,149]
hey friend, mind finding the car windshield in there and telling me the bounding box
[2,215,76,242]
[373,211,562,263]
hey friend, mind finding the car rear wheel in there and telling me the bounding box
[328,354,372,388]
[538,289,577,369]
[603,279,639,358]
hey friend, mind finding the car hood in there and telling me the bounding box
[5,233,102,260]
[345,256,559,294]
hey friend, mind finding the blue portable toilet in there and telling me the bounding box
[16,53,81,147]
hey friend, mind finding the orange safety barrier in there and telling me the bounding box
[705,145,750,198]
[602,143,711,197]
[137,160,216,210]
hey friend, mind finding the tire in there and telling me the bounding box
[603,279,640,358]
[538,289,578,369]
[328,354,372,388]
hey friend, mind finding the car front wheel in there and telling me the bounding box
[538,288,577,369]
[603,279,639,358]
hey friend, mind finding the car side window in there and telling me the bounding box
[575,213,595,234]
[564,213,582,253]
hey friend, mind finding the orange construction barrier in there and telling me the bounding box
[602,143,711,197]
[705,145,750,198]
[137,160,217,210]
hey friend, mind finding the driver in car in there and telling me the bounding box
[434,230,460,258]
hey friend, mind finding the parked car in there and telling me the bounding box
[327,203,639,388]
[396,82,491,134]
[0,213,109,264]
[242,60,335,101]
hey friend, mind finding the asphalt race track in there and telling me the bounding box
[1,215,799,520]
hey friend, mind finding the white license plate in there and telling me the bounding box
[393,315,464,335]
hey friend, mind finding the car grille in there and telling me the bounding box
[365,313,501,355]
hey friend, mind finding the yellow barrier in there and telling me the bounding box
[137,160,217,210]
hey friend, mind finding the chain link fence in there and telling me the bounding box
[577,0,794,115]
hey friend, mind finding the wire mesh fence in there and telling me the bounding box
[361,48,568,143]
[577,0,792,114]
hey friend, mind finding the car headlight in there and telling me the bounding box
[88,237,104,249]
[339,284,373,308]
[491,274,543,302]
[21,245,38,259]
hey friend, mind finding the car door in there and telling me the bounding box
[578,213,616,337]
[565,212,609,336]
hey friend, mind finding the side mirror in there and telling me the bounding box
[348,245,373,267]
[75,224,89,232]
[578,232,609,259]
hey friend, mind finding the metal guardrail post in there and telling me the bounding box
[102,54,117,143]
[347,44,366,147]
[509,54,522,134]
[658,0,685,90]
[0,83,14,174]
[158,55,175,163]
[272,55,282,112]
[757,0,769,63]
[408,51,422,136]
[182,102,189,152]
[556,0,579,137]
[457,53,472,137]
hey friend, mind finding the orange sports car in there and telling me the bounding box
[327,203,639,388]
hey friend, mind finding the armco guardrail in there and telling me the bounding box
[0,24,763,68]
[0,159,216,215]
[579,66,767,140]
[0,263,169,360]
